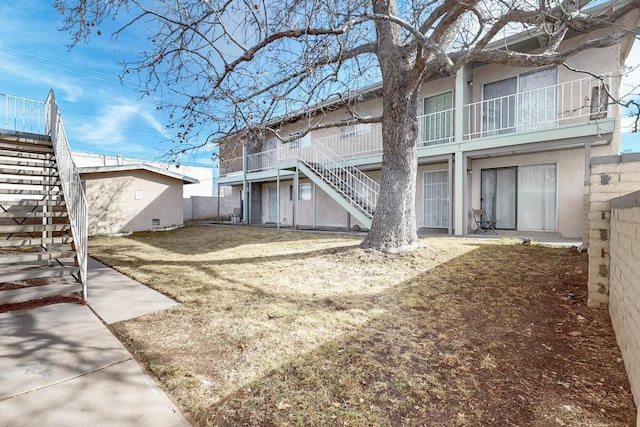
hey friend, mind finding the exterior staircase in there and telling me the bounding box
[296,142,378,229]
[0,91,87,305]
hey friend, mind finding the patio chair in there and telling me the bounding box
[472,209,498,235]
[231,208,241,223]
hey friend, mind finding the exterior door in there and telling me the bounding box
[422,92,453,145]
[250,185,262,224]
[267,186,278,223]
[423,170,449,228]
[481,167,517,229]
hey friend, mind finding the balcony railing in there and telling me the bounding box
[220,76,612,177]
[0,93,46,134]
[463,75,611,139]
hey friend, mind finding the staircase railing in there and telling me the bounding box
[300,141,379,218]
[45,90,88,299]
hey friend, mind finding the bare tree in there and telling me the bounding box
[55,0,640,252]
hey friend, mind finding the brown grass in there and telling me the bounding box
[89,225,635,426]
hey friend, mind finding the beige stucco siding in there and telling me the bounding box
[82,170,184,235]
[470,144,611,238]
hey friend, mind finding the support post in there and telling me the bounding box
[293,164,299,228]
[248,182,252,225]
[313,182,317,229]
[216,183,220,224]
[276,170,280,229]
[448,154,453,236]
[454,151,466,236]
[242,145,248,223]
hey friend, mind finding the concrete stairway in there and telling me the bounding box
[0,132,82,304]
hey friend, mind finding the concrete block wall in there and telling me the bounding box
[587,154,640,308]
[608,191,640,425]
[183,194,240,221]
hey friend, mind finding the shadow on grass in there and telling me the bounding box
[179,245,633,427]
[94,224,362,256]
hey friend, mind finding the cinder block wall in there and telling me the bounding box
[609,191,640,425]
[587,154,640,308]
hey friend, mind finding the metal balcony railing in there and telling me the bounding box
[0,93,46,134]
[220,76,612,178]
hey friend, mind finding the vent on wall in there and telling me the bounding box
[152,219,160,227]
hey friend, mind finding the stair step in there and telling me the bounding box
[0,236,73,247]
[0,266,79,283]
[0,200,65,207]
[0,150,52,161]
[0,141,54,154]
[0,224,71,234]
[0,280,81,305]
[0,158,56,168]
[0,167,58,177]
[0,133,52,145]
[0,189,63,196]
[0,177,60,186]
[0,250,76,264]
[0,211,68,219]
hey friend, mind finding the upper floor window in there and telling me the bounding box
[341,113,371,139]
[289,132,311,149]
[421,92,453,146]
[482,67,558,137]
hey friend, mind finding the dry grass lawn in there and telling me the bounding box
[89,225,635,426]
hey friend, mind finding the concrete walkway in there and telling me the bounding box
[0,258,190,427]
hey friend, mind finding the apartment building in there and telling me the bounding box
[218,4,638,239]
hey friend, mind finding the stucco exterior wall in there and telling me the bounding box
[82,170,184,235]
[608,191,640,426]
[73,151,213,198]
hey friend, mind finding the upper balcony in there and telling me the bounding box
[0,93,47,135]
[219,75,613,179]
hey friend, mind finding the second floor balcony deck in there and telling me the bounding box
[220,75,613,178]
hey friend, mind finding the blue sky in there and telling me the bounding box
[0,1,639,163]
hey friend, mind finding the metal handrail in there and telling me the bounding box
[0,93,46,133]
[45,90,88,299]
[301,141,379,218]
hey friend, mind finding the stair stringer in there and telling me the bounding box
[297,161,373,229]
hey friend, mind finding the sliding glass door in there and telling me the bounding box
[517,164,557,231]
[481,164,557,231]
[481,167,517,229]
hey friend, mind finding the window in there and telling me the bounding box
[589,83,609,120]
[290,132,311,148]
[422,92,453,146]
[299,183,312,201]
[482,67,557,136]
[152,219,160,227]
[340,113,371,138]
[289,183,312,200]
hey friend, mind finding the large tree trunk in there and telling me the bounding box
[360,0,420,253]
[360,78,419,252]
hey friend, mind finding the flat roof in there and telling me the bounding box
[77,163,200,184]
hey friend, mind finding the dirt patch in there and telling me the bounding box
[0,295,83,313]
[90,226,635,426]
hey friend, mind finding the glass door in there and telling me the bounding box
[423,170,449,228]
[267,186,278,223]
[481,167,517,229]
[422,92,453,146]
